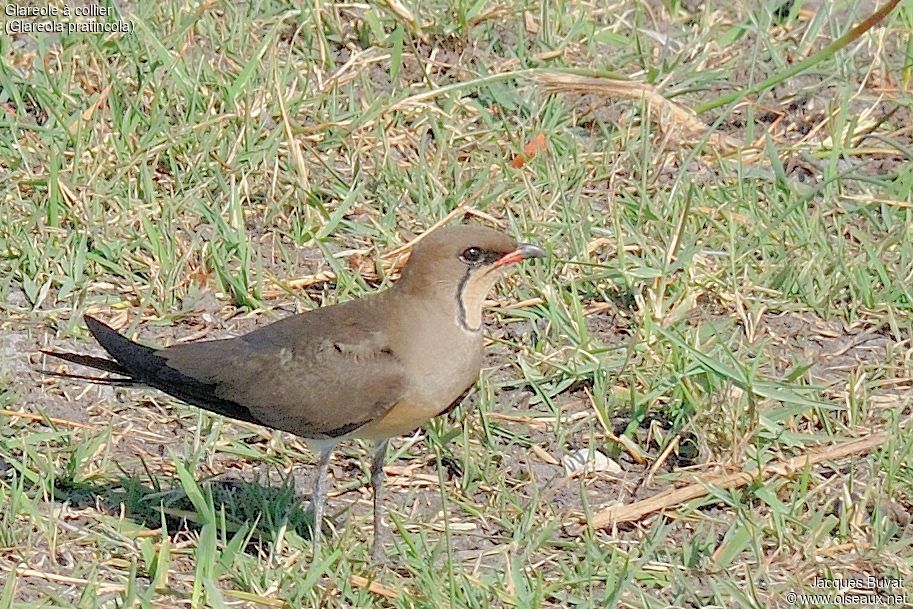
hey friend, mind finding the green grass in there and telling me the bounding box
[2,0,913,607]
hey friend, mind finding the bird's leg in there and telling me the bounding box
[370,439,389,562]
[311,444,334,556]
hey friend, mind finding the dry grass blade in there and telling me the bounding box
[282,270,340,290]
[380,203,474,261]
[0,408,94,429]
[382,0,423,39]
[349,575,400,599]
[591,432,890,528]
[0,566,121,592]
[537,71,741,154]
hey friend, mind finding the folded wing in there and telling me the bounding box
[67,312,407,439]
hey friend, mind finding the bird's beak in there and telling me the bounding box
[494,243,546,268]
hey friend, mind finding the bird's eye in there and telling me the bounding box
[460,247,484,265]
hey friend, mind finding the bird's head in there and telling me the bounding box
[397,224,545,332]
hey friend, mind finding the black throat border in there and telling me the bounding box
[455,266,483,333]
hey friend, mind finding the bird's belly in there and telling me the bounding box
[351,361,478,440]
[351,396,457,440]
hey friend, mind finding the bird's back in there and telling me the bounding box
[160,293,411,438]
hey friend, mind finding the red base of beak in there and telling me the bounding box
[494,243,546,268]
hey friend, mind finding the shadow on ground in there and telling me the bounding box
[49,472,320,545]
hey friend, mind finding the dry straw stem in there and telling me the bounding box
[382,0,423,39]
[591,432,889,528]
[380,203,474,261]
[349,575,400,600]
[0,408,93,430]
[537,72,741,154]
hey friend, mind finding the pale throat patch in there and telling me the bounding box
[457,267,508,332]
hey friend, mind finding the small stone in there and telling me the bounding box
[563,448,622,475]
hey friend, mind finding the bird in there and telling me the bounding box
[41,223,545,559]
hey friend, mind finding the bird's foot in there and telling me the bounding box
[369,523,391,566]
[370,540,389,565]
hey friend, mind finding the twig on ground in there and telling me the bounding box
[590,432,889,527]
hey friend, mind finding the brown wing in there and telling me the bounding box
[160,298,408,439]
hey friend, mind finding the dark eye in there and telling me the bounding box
[460,246,484,265]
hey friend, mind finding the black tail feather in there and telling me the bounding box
[41,349,132,376]
[84,315,160,374]
[40,369,140,385]
[41,315,263,427]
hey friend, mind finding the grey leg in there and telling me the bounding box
[311,444,334,555]
[370,439,389,561]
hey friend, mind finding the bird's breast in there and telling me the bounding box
[352,316,483,440]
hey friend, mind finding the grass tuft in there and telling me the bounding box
[2,0,913,607]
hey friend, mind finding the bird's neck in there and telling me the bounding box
[394,269,504,335]
[454,268,503,332]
